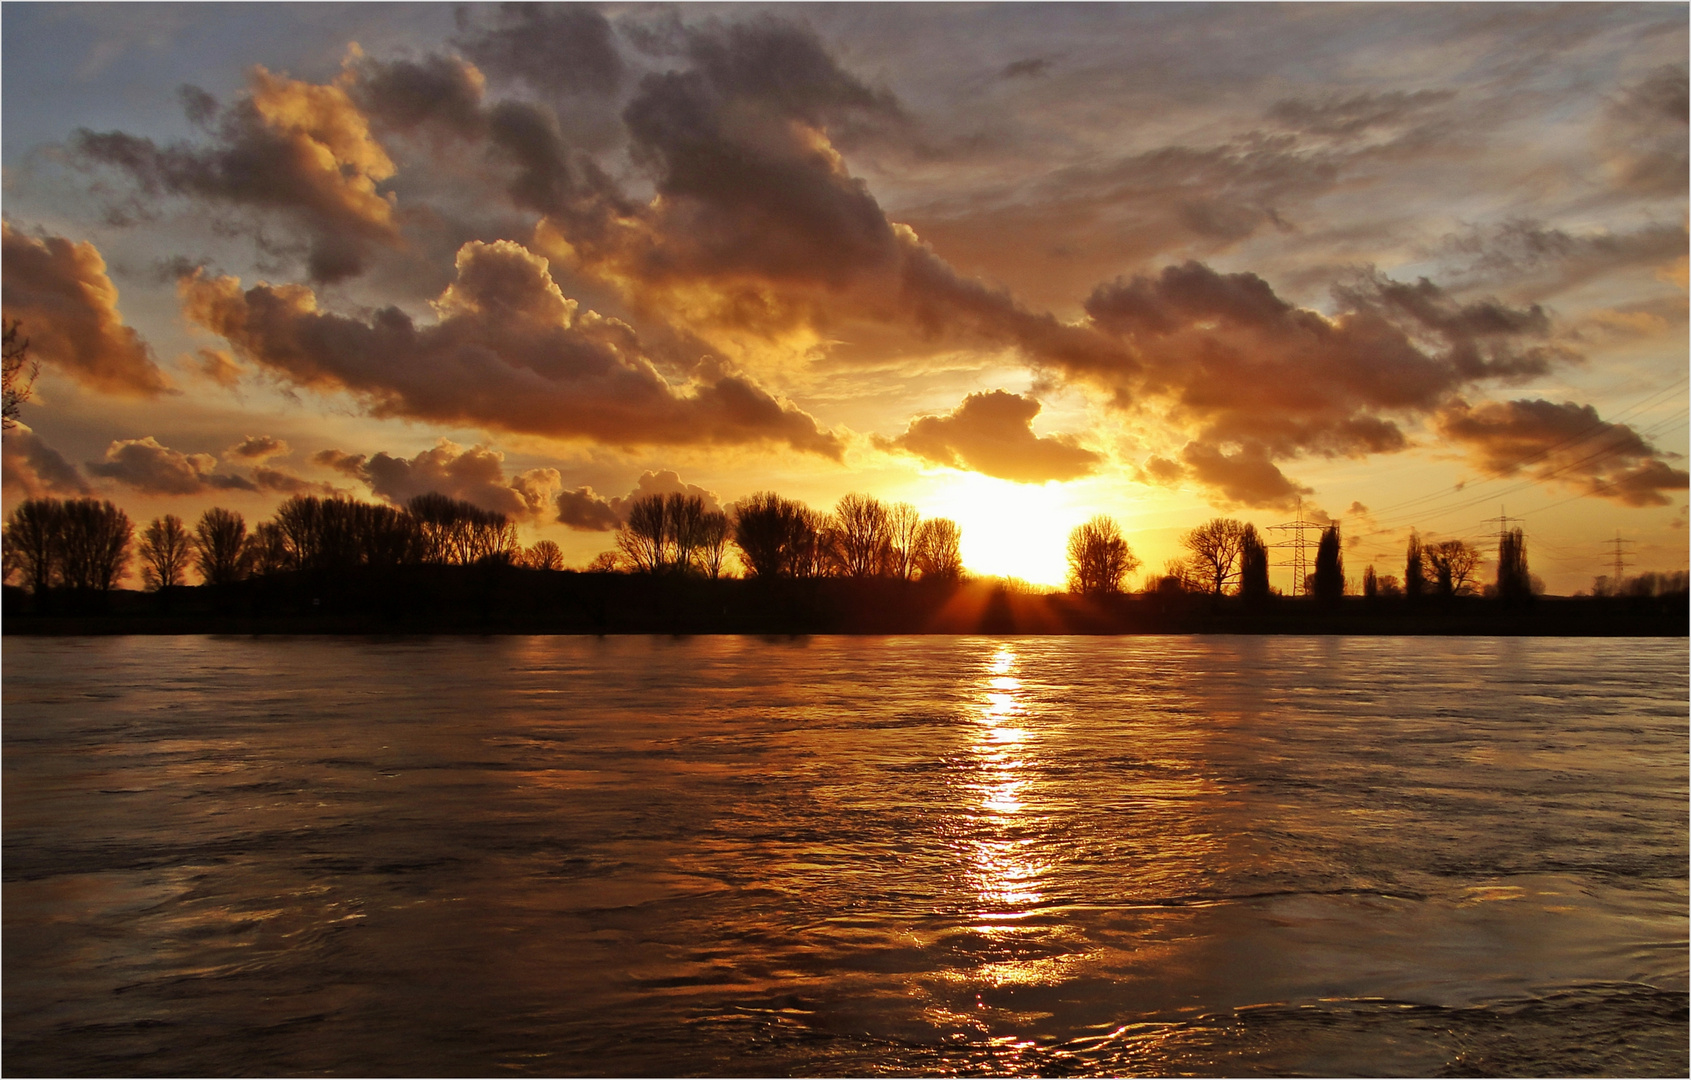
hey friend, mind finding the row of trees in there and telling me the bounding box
[4,493,529,593]
[2,490,968,592]
[1064,514,1532,602]
[604,491,965,582]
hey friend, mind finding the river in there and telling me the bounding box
[4,635,1686,1075]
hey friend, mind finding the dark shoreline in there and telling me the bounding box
[4,572,1685,636]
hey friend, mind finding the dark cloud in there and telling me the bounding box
[1433,218,1688,294]
[315,439,561,518]
[350,52,488,138]
[1603,64,1688,195]
[557,486,623,531]
[182,238,843,456]
[86,436,258,495]
[1,223,171,396]
[876,390,1102,483]
[555,469,721,531]
[1001,58,1051,80]
[1134,442,1312,511]
[1434,398,1690,507]
[453,4,624,97]
[225,434,290,462]
[1,423,92,499]
[71,67,402,282]
[1078,261,1569,506]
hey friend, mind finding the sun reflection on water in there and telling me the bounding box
[961,645,1053,942]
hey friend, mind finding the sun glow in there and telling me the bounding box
[917,473,1095,587]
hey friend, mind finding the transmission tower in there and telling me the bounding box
[1481,506,1523,552]
[1267,497,1324,596]
[1605,531,1635,585]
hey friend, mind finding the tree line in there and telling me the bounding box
[1062,515,1602,603]
[1,490,965,593]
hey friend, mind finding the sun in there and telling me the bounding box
[915,472,1093,588]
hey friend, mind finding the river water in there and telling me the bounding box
[4,635,1686,1076]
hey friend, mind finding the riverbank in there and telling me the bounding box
[4,572,1685,636]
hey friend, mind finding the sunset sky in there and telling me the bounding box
[3,2,1685,591]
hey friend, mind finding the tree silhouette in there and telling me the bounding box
[696,511,731,579]
[884,502,922,580]
[2,319,38,431]
[58,499,132,591]
[1313,522,1343,603]
[1405,531,1426,599]
[1495,527,1531,603]
[1182,518,1249,595]
[616,494,668,572]
[194,508,249,585]
[526,539,565,571]
[1066,515,1138,595]
[831,493,892,578]
[138,515,192,590]
[915,517,964,581]
[246,521,291,575]
[1363,565,1378,599]
[5,498,65,593]
[1424,539,1480,597]
[1239,524,1270,601]
[732,492,821,578]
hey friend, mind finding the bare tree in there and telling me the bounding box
[59,499,132,591]
[664,493,707,573]
[696,511,732,579]
[831,493,891,577]
[194,507,249,585]
[2,319,38,431]
[245,521,292,576]
[526,539,565,571]
[1066,515,1138,595]
[914,517,964,582]
[884,502,923,580]
[1424,539,1481,597]
[138,515,192,590]
[617,494,668,573]
[4,497,64,593]
[732,492,822,579]
[1182,518,1249,595]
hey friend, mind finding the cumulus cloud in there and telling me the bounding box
[1434,398,1690,507]
[182,239,843,456]
[1079,260,1566,506]
[314,439,562,519]
[1,222,171,395]
[556,469,722,531]
[2,424,92,499]
[71,66,401,281]
[1134,442,1313,511]
[876,390,1102,483]
[86,436,258,494]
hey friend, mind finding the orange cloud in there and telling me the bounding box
[1,223,170,396]
[181,239,844,456]
[72,66,400,281]
[316,439,561,519]
[877,390,1102,483]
